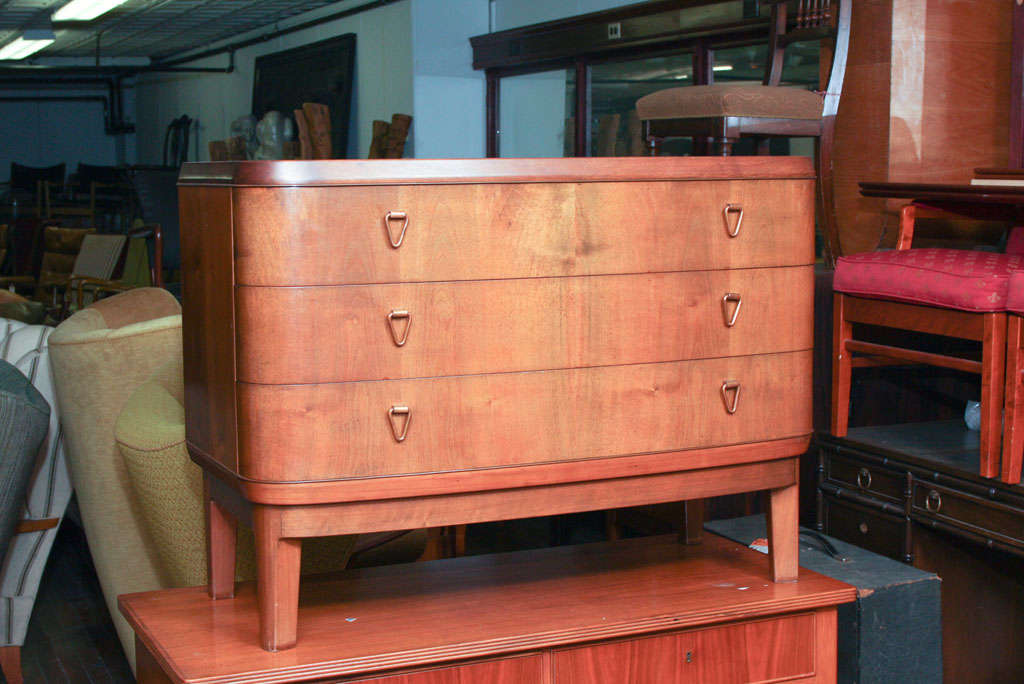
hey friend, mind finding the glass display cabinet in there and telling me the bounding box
[472,0,822,158]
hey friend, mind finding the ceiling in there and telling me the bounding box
[0,0,342,61]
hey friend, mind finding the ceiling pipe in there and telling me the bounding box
[151,0,403,67]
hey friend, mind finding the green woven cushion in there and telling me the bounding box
[115,358,355,587]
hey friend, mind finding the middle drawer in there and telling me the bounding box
[236,266,811,384]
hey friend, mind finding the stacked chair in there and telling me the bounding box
[832,204,1024,485]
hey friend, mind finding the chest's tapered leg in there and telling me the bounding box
[768,478,799,583]
[254,505,302,651]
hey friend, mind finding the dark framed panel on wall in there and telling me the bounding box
[252,33,356,158]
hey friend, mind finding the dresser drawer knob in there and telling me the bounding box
[384,211,409,248]
[722,293,742,327]
[720,380,741,414]
[856,467,872,490]
[387,309,412,346]
[723,203,744,237]
[925,489,942,513]
[388,406,411,443]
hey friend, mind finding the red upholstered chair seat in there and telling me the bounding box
[1007,270,1024,315]
[834,248,1024,312]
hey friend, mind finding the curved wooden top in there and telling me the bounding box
[178,157,816,187]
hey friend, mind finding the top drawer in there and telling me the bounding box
[232,180,814,286]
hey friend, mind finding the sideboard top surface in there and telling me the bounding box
[178,156,816,187]
[120,534,854,684]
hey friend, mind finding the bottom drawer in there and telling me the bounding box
[554,613,817,683]
[821,495,905,561]
[239,350,812,481]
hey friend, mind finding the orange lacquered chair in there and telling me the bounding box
[832,204,1021,482]
[1001,270,1024,484]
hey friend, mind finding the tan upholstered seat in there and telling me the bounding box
[636,84,824,122]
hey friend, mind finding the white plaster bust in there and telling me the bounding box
[254,111,295,160]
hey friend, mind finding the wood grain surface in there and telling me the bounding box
[553,612,815,684]
[121,534,853,684]
[180,186,239,475]
[235,267,813,384]
[230,180,814,286]
[353,655,548,683]
[236,351,812,481]
[196,437,811,507]
[267,459,799,538]
[833,0,1013,255]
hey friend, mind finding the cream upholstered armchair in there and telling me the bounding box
[48,288,361,672]
[47,288,182,671]
[0,318,72,684]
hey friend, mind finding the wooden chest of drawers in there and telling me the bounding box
[179,157,816,651]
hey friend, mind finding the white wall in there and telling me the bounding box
[134,0,413,163]
[407,0,641,159]
[410,0,489,158]
[0,0,655,174]
[0,86,135,182]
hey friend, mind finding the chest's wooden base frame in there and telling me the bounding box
[200,443,803,652]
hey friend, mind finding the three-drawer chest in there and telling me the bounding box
[178,157,816,651]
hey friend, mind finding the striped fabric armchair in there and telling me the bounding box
[0,318,71,684]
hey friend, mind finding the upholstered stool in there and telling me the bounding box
[635,0,850,266]
[636,84,825,153]
[832,241,1022,482]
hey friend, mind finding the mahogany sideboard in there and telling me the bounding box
[121,535,856,683]
[178,157,816,651]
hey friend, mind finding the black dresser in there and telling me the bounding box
[815,423,1024,682]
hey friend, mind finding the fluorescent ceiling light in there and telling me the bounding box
[712,64,734,72]
[53,0,130,22]
[0,30,56,60]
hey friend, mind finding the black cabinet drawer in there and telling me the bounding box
[821,495,906,561]
[825,452,905,504]
[912,480,1024,548]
